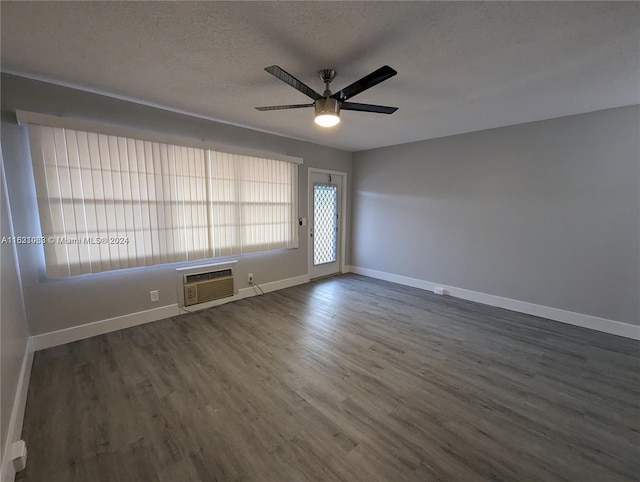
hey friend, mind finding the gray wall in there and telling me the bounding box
[352,106,640,325]
[1,151,30,467]
[1,74,352,335]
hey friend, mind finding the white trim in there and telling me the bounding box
[31,274,311,351]
[307,168,348,279]
[1,147,27,315]
[174,260,238,273]
[1,338,34,482]
[31,304,180,351]
[15,110,303,165]
[350,266,640,340]
[238,273,310,298]
[1,146,32,482]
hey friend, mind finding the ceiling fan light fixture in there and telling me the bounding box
[314,113,340,128]
[314,97,341,127]
[256,65,398,126]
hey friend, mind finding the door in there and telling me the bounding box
[309,170,342,279]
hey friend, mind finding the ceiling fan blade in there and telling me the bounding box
[255,103,314,111]
[332,66,397,102]
[341,102,398,114]
[264,66,322,101]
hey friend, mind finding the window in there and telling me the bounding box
[21,113,299,278]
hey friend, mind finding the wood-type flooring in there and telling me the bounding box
[18,274,640,481]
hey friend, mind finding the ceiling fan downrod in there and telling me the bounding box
[314,69,341,125]
[318,69,337,97]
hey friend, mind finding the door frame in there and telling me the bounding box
[307,167,348,278]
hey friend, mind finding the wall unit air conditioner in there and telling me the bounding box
[183,268,234,306]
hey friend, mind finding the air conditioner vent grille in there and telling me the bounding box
[183,268,234,306]
[185,268,233,284]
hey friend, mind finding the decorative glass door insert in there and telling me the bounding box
[313,183,338,266]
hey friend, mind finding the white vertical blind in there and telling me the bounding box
[209,152,297,257]
[27,124,298,278]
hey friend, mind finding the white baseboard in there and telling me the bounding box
[238,273,310,298]
[31,274,311,352]
[31,304,180,351]
[1,338,34,482]
[349,266,640,340]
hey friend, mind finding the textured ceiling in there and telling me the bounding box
[1,1,639,152]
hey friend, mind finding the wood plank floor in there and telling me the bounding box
[18,274,640,481]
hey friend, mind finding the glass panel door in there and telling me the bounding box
[308,170,342,279]
[313,183,338,266]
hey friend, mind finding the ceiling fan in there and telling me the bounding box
[255,65,398,127]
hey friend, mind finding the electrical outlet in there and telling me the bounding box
[248,273,254,283]
[9,440,27,473]
[150,290,159,302]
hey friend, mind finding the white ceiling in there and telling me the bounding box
[1,2,638,152]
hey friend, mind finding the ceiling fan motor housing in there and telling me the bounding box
[315,97,340,116]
